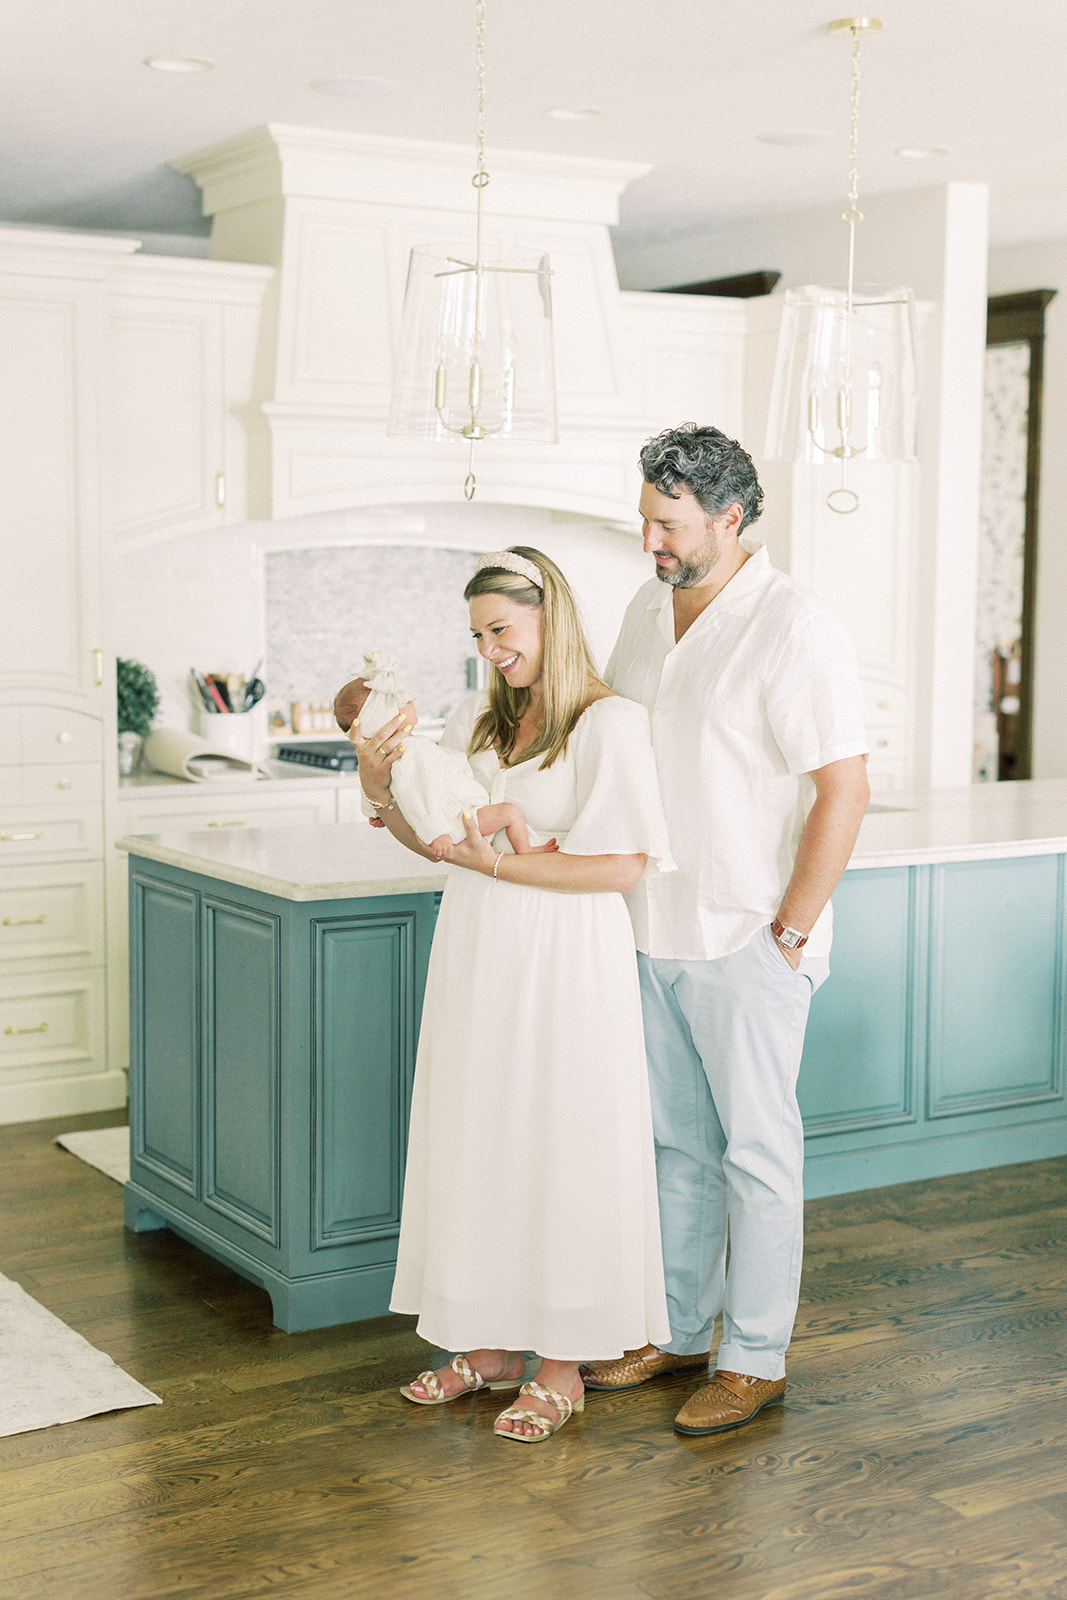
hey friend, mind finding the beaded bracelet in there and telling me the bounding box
[492,851,503,880]
[366,795,397,813]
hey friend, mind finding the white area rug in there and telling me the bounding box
[53,1126,130,1184]
[0,1273,161,1437]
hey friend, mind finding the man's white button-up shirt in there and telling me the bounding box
[606,542,868,962]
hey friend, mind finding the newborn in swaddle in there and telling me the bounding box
[334,650,537,858]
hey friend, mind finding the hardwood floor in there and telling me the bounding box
[0,1111,1064,1600]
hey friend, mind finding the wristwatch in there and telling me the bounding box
[771,918,808,951]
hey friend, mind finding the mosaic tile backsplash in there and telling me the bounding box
[265,545,485,728]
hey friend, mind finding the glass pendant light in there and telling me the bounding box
[387,0,557,499]
[764,18,918,513]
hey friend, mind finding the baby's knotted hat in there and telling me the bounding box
[356,649,413,741]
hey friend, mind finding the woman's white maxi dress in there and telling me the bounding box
[389,693,673,1360]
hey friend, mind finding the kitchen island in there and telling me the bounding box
[119,779,1067,1330]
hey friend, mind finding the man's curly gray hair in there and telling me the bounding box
[639,423,765,532]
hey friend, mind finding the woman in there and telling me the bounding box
[352,546,672,1442]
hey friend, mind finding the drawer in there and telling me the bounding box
[22,763,102,808]
[867,725,907,761]
[22,707,103,765]
[863,682,907,728]
[0,708,19,765]
[0,968,106,1083]
[0,862,105,968]
[122,791,337,834]
[867,757,909,794]
[0,781,104,864]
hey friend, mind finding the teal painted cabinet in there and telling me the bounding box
[126,847,1067,1329]
[800,857,1067,1196]
[124,854,436,1331]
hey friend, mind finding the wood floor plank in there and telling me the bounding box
[0,1116,1064,1600]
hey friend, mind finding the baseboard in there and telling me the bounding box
[0,1071,128,1127]
[805,1120,1067,1199]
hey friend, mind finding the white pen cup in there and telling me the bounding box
[193,703,268,765]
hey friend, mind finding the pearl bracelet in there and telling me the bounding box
[366,794,396,813]
[492,851,503,880]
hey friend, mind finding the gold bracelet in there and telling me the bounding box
[492,851,503,880]
[366,794,396,813]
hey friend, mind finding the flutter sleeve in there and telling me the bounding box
[563,697,675,878]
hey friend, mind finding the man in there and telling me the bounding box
[584,423,870,1437]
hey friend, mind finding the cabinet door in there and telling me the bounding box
[110,297,224,542]
[0,286,103,706]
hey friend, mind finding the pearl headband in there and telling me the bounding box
[474,550,543,590]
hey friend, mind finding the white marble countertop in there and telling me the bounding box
[849,779,1067,869]
[117,822,449,900]
[116,779,1067,900]
[118,759,359,798]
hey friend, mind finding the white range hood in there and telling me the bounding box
[171,125,747,522]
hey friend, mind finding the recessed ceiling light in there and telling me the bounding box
[312,77,393,98]
[895,145,952,159]
[547,106,604,121]
[144,57,214,73]
[756,130,833,147]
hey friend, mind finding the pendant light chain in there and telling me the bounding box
[465,0,490,499]
[835,21,865,508]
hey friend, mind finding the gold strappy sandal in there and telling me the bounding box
[400,1352,523,1406]
[493,1379,585,1442]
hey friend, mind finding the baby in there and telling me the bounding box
[334,650,538,859]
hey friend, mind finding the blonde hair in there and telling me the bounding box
[464,546,603,770]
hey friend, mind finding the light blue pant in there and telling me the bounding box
[638,925,829,1380]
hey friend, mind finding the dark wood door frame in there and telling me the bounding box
[985,289,1057,780]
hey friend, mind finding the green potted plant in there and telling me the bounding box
[116,657,160,775]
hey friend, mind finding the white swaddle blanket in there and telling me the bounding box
[356,650,488,846]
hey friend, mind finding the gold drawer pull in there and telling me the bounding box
[3,915,47,926]
[57,779,72,791]
[2,832,43,842]
[207,819,246,828]
[5,1022,48,1035]
[57,731,73,745]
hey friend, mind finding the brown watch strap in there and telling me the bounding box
[771,918,808,949]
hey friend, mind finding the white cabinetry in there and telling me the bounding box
[0,231,133,1123]
[108,258,272,543]
[0,712,118,1123]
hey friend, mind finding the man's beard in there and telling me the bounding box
[653,542,718,588]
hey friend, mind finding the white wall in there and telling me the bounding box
[987,241,1067,778]
[112,502,652,737]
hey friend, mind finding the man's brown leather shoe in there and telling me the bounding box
[580,1347,709,1391]
[673,1369,786,1435]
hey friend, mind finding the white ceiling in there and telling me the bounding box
[5,0,1066,273]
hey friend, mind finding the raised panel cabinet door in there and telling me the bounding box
[110,299,224,541]
[800,866,917,1133]
[202,898,280,1244]
[927,854,1066,1116]
[130,875,199,1192]
[0,292,103,704]
[310,903,429,1250]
